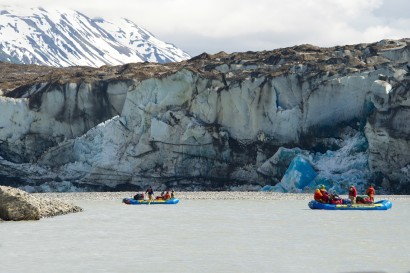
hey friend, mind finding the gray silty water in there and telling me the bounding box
[0,198,409,273]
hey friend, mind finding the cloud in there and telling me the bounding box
[1,0,409,56]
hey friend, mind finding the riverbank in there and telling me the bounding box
[34,191,410,202]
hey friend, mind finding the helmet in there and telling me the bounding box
[320,185,325,189]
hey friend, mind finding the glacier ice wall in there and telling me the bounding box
[0,39,409,192]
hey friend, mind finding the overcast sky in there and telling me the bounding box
[1,0,410,57]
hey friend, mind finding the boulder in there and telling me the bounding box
[0,186,40,220]
[0,186,82,221]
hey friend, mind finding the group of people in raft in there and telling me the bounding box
[314,184,376,205]
[133,186,175,201]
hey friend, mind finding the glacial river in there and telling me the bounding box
[1,198,409,273]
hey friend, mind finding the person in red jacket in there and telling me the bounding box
[348,185,357,204]
[366,184,375,203]
[319,185,329,203]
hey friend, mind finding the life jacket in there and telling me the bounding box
[363,197,373,204]
[356,196,372,204]
[329,193,341,203]
[330,199,343,204]
[320,188,328,196]
[320,189,329,202]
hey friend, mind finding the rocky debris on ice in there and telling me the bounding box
[0,186,82,221]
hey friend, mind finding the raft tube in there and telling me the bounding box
[308,200,392,210]
[123,197,179,205]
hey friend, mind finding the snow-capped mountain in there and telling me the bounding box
[0,6,191,67]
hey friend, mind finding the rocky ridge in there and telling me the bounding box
[0,39,409,193]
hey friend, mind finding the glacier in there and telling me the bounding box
[0,40,409,193]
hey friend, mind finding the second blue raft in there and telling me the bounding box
[308,200,392,210]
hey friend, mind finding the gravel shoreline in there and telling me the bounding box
[34,191,410,202]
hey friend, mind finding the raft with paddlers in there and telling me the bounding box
[122,197,179,205]
[308,199,392,210]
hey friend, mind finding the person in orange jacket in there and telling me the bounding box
[314,189,323,202]
[348,185,357,204]
[314,185,329,203]
[163,191,171,200]
[366,184,375,203]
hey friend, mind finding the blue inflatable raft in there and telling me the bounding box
[308,200,392,210]
[123,197,179,205]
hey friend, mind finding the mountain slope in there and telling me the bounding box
[0,6,190,67]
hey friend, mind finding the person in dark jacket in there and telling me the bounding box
[145,186,154,202]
